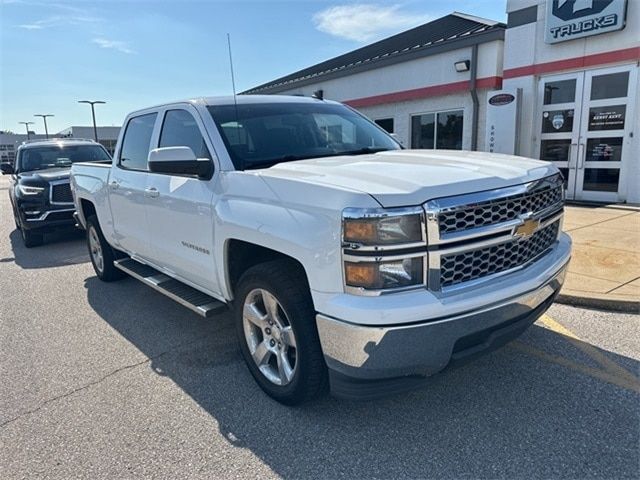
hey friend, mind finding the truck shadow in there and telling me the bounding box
[6,228,88,269]
[84,276,639,478]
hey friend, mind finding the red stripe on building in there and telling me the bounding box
[344,76,503,108]
[503,47,640,79]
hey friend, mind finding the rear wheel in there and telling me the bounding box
[235,260,328,405]
[86,215,126,282]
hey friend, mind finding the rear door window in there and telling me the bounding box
[119,113,157,170]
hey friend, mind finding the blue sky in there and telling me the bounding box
[0,0,507,133]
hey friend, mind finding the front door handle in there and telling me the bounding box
[145,187,159,198]
[568,143,578,169]
[577,143,585,169]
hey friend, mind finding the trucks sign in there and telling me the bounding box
[545,0,627,44]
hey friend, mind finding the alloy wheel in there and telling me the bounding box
[242,288,298,386]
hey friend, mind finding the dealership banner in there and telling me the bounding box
[485,89,521,155]
[545,0,627,44]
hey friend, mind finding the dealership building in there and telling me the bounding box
[245,0,639,204]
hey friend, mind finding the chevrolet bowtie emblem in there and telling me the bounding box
[514,217,540,238]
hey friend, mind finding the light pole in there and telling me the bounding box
[78,100,105,142]
[34,114,54,139]
[19,121,35,140]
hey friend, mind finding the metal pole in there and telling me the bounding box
[34,114,54,139]
[78,101,105,142]
[19,121,34,140]
[91,104,98,141]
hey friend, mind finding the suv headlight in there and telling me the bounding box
[342,207,426,294]
[18,185,45,196]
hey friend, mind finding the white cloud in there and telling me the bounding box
[17,13,101,30]
[92,38,135,55]
[313,4,430,42]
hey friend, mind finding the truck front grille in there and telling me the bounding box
[438,184,562,234]
[51,182,73,204]
[425,174,564,293]
[440,221,560,288]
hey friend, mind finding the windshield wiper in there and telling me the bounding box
[242,147,392,170]
[338,147,391,156]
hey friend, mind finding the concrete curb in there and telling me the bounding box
[556,291,640,314]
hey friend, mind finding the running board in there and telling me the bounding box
[114,258,227,318]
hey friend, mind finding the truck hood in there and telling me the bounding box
[258,150,557,207]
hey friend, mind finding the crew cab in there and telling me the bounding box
[1,138,111,247]
[71,96,571,404]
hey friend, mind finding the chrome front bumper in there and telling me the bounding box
[317,255,569,397]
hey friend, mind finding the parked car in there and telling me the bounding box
[1,138,111,247]
[71,95,571,405]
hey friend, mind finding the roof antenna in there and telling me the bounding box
[226,33,243,168]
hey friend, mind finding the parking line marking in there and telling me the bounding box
[510,342,640,393]
[539,314,640,385]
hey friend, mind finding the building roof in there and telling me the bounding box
[243,12,505,95]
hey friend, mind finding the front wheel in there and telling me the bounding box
[235,260,328,405]
[21,228,43,248]
[86,215,126,282]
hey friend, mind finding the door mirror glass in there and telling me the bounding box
[0,163,14,174]
[148,147,212,178]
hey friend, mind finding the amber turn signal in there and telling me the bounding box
[344,262,378,289]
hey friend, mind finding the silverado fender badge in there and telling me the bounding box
[514,216,540,239]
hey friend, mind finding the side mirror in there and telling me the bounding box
[0,163,14,175]
[147,147,212,178]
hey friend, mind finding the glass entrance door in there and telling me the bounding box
[538,65,637,202]
[538,72,583,198]
[574,66,636,202]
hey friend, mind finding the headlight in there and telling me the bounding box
[343,207,423,245]
[18,185,45,195]
[345,257,423,290]
[342,207,426,293]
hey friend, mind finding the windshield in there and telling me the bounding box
[17,144,111,173]
[207,102,400,170]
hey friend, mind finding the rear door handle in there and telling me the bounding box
[109,180,120,190]
[145,187,159,198]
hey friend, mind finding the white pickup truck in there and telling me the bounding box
[71,95,571,404]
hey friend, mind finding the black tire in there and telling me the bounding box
[21,228,43,248]
[86,215,126,282]
[13,207,21,231]
[235,260,328,405]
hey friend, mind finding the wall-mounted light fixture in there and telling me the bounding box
[454,60,470,72]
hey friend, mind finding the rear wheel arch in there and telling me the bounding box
[78,198,97,226]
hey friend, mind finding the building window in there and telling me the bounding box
[374,118,394,133]
[411,110,464,149]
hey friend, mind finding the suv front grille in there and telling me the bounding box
[440,220,560,288]
[438,184,563,235]
[51,182,73,204]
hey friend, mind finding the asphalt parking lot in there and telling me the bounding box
[1,175,638,479]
